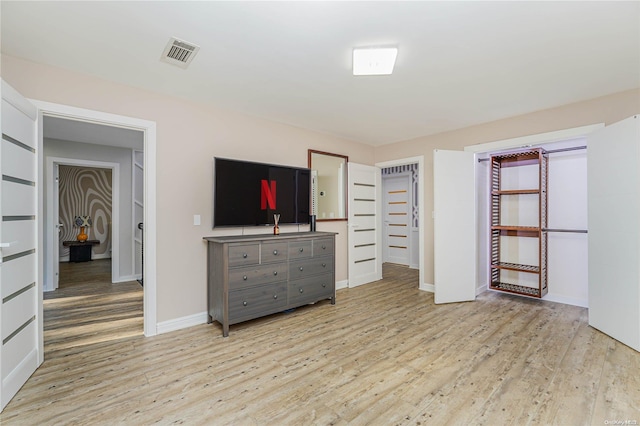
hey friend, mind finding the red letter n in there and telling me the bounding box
[260,179,276,210]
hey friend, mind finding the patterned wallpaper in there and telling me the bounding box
[59,166,112,258]
[382,163,419,227]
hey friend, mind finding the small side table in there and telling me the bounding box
[63,240,100,262]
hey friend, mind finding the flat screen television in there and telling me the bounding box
[213,158,311,227]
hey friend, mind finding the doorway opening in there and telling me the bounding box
[381,165,419,269]
[34,100,157,337]
[376,156,425,289]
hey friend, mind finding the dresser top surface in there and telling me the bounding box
[203,231,336,244]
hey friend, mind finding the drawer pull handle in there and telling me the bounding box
[243,275,248,281]
[273,250,278,255]
[273,271,278,276]
[299,266,303,271]
[322,263,326,267]
[322,245,326,249]
[299,288,304,293]
[273,294,278,299]
[243,253,248,258]
[299,247,304,252]
[243,301,248,306]
[322,283,326,288]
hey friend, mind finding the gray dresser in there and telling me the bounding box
[204,232,336,336]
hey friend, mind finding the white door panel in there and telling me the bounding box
[2,326,38,402]
[2,182,36,216]
[1,220,36,257]
[2,101,36,150]
[1,254,37,299]
[2,140,36,182]
[433,150,477,304]
[348,163,382,288]
[2,287,37,340]
[588,115,640,351]
[1,79,42,411]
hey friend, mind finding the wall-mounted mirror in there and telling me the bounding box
[308,150,348,221]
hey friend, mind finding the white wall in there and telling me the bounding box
[44,138,135,281]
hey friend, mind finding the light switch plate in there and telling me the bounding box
[193,215,201,226]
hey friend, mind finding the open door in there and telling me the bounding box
[347,162,382,287]
[1,80,43,410]
[587,115,640,352]
[53,163,60,290]
[433,149,476,304]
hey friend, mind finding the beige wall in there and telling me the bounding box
[375,88,640,285]
[1,55,373,323]
[3,53,638,323]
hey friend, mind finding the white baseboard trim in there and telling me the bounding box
[112,275,139,284]
[336,279,348,290]
[543,293,588,308]
[157,311,209,335]
[420,282,434,293]
[477,284,487,296]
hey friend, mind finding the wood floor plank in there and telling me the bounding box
[1,260,639,425]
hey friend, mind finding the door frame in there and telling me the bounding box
[376,156,425,290]
[463,123,604,299]
[45,158,120,290]
[32,100,158,337]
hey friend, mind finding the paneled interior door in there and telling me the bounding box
[133,150,144,281]
[382,173,410,265]
[347,163,382,287]
[1,80,42,410]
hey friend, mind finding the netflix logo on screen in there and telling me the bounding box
[214,158,310,227]
[260,179,276,210]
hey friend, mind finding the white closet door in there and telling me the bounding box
[433,149,476,304]
[588,115,640,352]
[347,163,382,287]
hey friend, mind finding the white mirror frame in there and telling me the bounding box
[308,150,348,221]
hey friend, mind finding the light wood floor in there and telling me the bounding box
[1,263,638,425]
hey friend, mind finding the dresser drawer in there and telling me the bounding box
[228,244,260,267]
[288,274,334,307]
[261,242,288,263]
[313,238,334,257]
[229,263,288,290]
[289,257,334,280]
[289,240,312,260]
[228,283,287,323]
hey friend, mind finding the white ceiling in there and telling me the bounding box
[2,1,639,146]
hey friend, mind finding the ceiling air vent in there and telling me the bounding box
[160,37,200,69]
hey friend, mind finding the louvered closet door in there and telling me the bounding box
[1,81,41,410]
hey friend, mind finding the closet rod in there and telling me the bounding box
[543,228,588,234]
[478,145,587,162]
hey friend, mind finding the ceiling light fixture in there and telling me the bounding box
[352,47,398,76]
